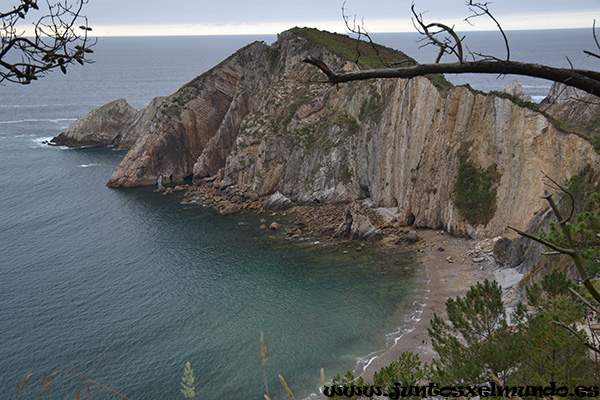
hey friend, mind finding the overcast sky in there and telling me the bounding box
[22,0,600,36]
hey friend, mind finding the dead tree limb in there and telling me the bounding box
[303,56,600,97]
[305,3,600,97]
[508,190,600,304]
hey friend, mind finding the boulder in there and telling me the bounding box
[407,230,419,243]
[335,202,382,242]
[219,205,240,215]
[265,192,294,211]
[501,80,531,102]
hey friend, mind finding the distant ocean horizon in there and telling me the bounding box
[0,29,595,399]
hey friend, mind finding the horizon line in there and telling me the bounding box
[16,10,597,37]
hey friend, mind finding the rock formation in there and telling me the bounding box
[51,97,166,148]
[541,81,589,105]
[55,27,600,240]
[51,99,138,148]
[500,80,531,102]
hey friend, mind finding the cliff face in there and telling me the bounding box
[105,41,278,187]
[51,99,139,148]
[58,28,600,238]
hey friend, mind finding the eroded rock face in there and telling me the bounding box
[63,28,600,239]
[51,99,139,148]
[105,41,277,187]
[541,81,589,105]
[222,73,599,237]
[335,202,383,242]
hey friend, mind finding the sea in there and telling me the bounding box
[0,29,596,399]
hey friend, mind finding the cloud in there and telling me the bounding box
[85,10,597,37]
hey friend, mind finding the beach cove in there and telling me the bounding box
[2,29,595,399]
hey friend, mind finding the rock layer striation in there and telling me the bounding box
[56,28,600,239]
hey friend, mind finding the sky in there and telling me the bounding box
[17,0,600,36]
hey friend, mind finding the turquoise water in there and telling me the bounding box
[0,140,421,399]
[1,30,595,399]
[0,35,421,398]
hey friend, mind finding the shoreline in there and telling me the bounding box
[175,183,514,385]
[359,230,497,382]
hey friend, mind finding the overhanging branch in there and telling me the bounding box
[303,57,600,97]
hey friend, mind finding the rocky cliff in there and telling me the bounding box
[55,27,600,239]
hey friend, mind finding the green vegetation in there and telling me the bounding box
[428,280,520,384]
[432,273,595,387]
[531,169,600,278]
[332,271,596,395]
[333,112,359,135]
[290,27,413,70]
[358,94,383,122]
[338,167,353,184]
[289,27,453,91]
[326,370,367,400]
[373,351,430,389]
[453,161,501,226]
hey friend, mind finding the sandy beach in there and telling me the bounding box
[359,229,496,382]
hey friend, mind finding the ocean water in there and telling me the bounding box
[0,29,594,399]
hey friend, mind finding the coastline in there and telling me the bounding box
[177,183,514,386]
[359,230,496,382]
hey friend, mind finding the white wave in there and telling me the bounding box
[77,164,102,168]
[531,95,546,103]
[0,118,77,124]
[0,103,73,108]
[355,349,384,374]
[394,326,416,346]
[27,136,67,149]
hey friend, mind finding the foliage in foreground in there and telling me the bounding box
[330,272,597,399]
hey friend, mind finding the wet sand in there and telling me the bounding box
[360,230,495,382]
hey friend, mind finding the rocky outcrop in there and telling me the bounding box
[335,202,383,242]
[105,41,278,187]
[541,81,589,105]
[501,80,531,102]
[50,97,166,148]
[61,27,600,241]
[51,99,139,148]
[265,192,294,211]
[221,73,599,238]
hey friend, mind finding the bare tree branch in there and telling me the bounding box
[508,188,600,304]
[304,56,600,97]
[464,1,510,62]
[341,0,385,67]
[569,287,600,315]
[551,321,600,354]
[305,2,600,97]
[0,0,94,85]
[411,4,464,63]
[585,19,600,60]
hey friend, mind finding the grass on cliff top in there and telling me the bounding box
[290,27,413,69]
[290,27,453,90]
